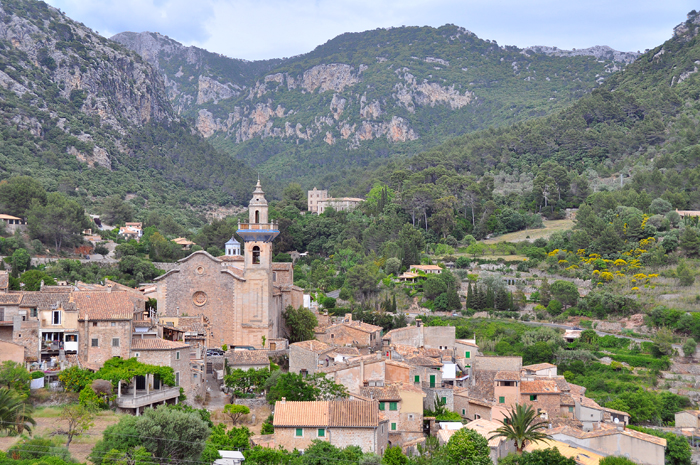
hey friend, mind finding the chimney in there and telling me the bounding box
[281,397,286,403]
[345,313,352,323]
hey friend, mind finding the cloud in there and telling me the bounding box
[45,0,696,60]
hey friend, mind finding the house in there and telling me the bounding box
[125,222,143,237]
[455,339,480,362]
[564,329,582,343]
[453,391,509,423]
[172,238,196,250]
[383,324,456,350]
[522,363,557,378]
[550,425,666,465]
[272,400,389,453]
[570,383,630,429]
[436,419,515,465]
[225,349,270,371]
[214,451,245,465]
[317,314,383,349]
[316,197,363,214]
[307,188,328,214]
[320,354,388,392]
[359,383,425,445]
[119,226,141,241]
[0,214,27,233]
[675,410,700,428]
[289,340,331,376]
[409,265,443,275]
[0,340,24,363]
[524,439,605,465]
[520,378,562,421]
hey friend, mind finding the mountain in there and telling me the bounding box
[0,0,256,226]
[112,27,637,188]
[355,10,700,210]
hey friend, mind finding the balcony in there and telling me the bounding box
[238,222,278,231]
[115,386,181,409]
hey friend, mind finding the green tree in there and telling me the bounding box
[19,269,57,291]
[397,224,425,267]
[0,387,35,435]
[27,192,90,252]
[424,276,447,300]
[677,260,695,286]
[444,427,491,465]
[94,243,110,257]
[550,280,579,308]
[223,404,250,425]
[282,305,318,343]
[382,446,408,465]
[60,403,95,447]
[11,248,30,274]
[7,436,72,461]
[385,257,401,276]
[680,227,700,257]
[599,458,638,465]
[683,338,697,358]
[490,404,550,453]
[0,361,31,395]
[59,366,95,393]
[201,424,252,463]
[101,196,135,225]
[282,183,307,211]
[500,448,575,465]
[539,279,551,307]
[0,176,47,217]
[346,264,379,300]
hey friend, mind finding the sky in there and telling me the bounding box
[44,0,697,61]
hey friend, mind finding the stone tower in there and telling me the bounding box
[236,180,281,344]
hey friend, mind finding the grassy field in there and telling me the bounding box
[483,219,574,244]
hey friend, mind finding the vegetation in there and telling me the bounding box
[490,404,550,453]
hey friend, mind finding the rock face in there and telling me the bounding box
[113,24,638,180]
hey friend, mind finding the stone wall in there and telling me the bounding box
[289,345,319,375]
[81,320,131,366]
[423,326,455,349]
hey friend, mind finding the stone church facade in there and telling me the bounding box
[153,181,303,348]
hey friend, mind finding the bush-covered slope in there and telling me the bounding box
[0,0,256,227]
[113,26,637,186]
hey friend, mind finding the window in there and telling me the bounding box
[92,322,97,327]
[379,402,385,411]
[255,210,260,223]
[295,428,303,437]
[530,395,538,401]
[391,423,396,431]
[112,338,120,347]
[252,246,261,264]
[499,396,505,404]
[52,311,61,325]
[193,373,198,379]
[273,272,277,282]
[176,351,180,360]
[30,308,37,318]
[461,409,466,415]
[111,322,116,327]
[465,351,471,359]
[317,429,325,437]
[475,414,481,420]
[175,372,180,386]
[389,402,398,411]
[91,338,98,347]
[414,375,420,383]
[441,397,446,404]
[568,406,574,413]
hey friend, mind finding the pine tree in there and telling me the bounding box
[540,278,551,307]
[392,294,397,313]
[495,288,508,310]
[473,285,483,310]
[466,282,474,310]
[485,286,495,309]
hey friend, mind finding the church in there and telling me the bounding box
[153,181,303,348]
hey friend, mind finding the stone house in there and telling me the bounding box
[550,425,666,465]
[0,214,27,233]
[359,383,425,445]
[225,349,270,371]
[520,378,562,421]
[153,182,303,349]
[320,355,387,392]
[570,383,629,430]
[289,340,331,376]
[404,355,443,388]
[75,292,135,367]
[273,400,389,454]
[493,371,520,408]
[0,340,24,363]
[453,391,509,423]
[521,363,557,378]
[408,265,442,275]
[455,339,480,362]
[307,188,328,214]
[316,197,363,214]
[383,324,456,350]
[675,410,700,428]
[318,315,383,349]
[130,338,198,401]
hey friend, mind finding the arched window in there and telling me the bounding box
[252,246,260,264]
[255,210,260,223]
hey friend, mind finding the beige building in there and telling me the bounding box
[675,410,700,428]
[273,400,389,454]
[318,314,383,349]
[153,181,303,348]
[359,383,425,445]
[307,188,328,214]
[317,197,363,214]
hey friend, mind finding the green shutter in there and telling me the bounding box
[391,423,396,431]
[441,397,446,404]
[295,428,303,437]
[389,402,398,411]
[499,396,505,404]
[569,406,574,413]
[465,351,471,359]
[429,375,435,388]
[414,375,420,383]
[379,402,385,411]
[530,395,537,401]
[318,429,325,437]
[462,409,465,415]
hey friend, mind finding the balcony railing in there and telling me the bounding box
[115,386,180,409]
[238,222,278,231]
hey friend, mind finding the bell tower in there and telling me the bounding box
[236,180,281,346]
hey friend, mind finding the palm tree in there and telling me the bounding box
[489,404,550,453]
[0,387,36,435]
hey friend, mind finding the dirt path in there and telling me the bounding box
[483,219,574,244]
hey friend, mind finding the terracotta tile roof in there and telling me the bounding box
[391,344,424,357]
[554,424,666,447]
[20,292,76,311]
[131,338,190,350]
[0,214,21,220]
[219,255,245,262]
[273,401,381,428]
[172,316,207,334]
[0,293,22,305]
[465,419,508,447]
[74,292,134,320]
[272,263,293,271]
[455,339,479,348]
[678,410,700,418]
[554,377,570,392]
[335,320,383,334]
[226,350,270,366]
[522,363,557,371]
[468,371,496,400]
[385,360,412,369]
[495,370,521,381]
[409,265,443,271]
[601,406,629,417]
[360,385,401,401]
[291,340,331,354]
[453,391,495,408]
[560,394,576,406]
[520,379,560,394]
[524,439,604,465]
[405,355,443,368]
[41,286,73,293]
[568,383,587,397]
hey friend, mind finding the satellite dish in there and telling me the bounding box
[614,418,620,424]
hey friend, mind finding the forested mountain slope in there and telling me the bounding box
[113,27,637,185]
[0,0,255,225]
[351,11,700,210]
